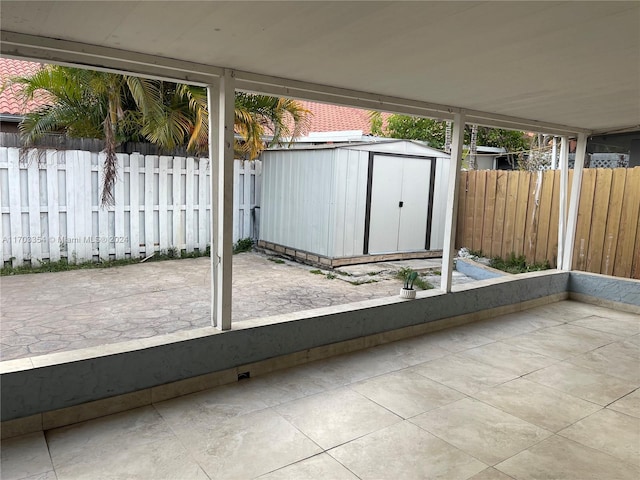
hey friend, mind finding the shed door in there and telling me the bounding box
[368,155,431,254]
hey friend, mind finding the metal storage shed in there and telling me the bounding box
[258,140,451,267]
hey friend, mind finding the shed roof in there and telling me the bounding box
[264,139,448,158]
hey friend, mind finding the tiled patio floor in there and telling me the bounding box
[2,300,639,479]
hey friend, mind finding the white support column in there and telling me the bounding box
[557,136,569,270]
[561,133,588,271]
[441,112,466,293]
[208,70,235,330]
[207,82,219,328]
[551,136,558,170]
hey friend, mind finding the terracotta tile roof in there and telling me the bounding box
[0,58,46,115]
[0,58,388,135]
[297,100,389,135]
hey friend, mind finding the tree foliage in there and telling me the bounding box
[370,112,529,156]
[7,65,309,205]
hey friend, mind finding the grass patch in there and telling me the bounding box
[489,253,551,274]
[268,257,285,264]
[309,269,323,275]
[233,237,254,254]
[348,279,378,285]
[1,246,211,276]
[326,273,336,280]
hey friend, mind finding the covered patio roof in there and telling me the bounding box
[2,1,639,135]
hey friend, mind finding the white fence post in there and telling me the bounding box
[0,147,261,266]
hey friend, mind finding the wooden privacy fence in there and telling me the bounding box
[0,147,261,266]
[456,167,640,279]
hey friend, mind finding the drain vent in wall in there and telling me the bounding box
[238,371,251,381]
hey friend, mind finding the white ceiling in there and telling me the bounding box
[1,1,639,133]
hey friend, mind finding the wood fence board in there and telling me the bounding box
[572,168,597,272]
[185,157,195,253]
[172,157,183,250]
[491,171,508,258]
[158,156,170,253]
[455,172,467,249]
[463,171,477,249]
[114,154,126,259]
[524,171,542,264]
[129,154,141,258]
[8,148,24,266]
[97,154,109,260]
[613,167,640,278]
[513,171,531,257]
[535,170,555,265]
[502,170,520,258]
[546,170,561,267]
[243,161,252,239]
[600,168,627,275]
[27,154,42,264]
[472,170,486,252]
[481,170,497,255]
[198,159,208,251]
[586,169,612,273]
[143,156,155,255]
[632,217,640,280]
[45,150,61,262]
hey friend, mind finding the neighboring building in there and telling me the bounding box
[0,58,44,133]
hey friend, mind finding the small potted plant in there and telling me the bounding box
[400,269,418,299]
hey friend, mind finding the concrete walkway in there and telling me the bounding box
[0,252,474,361]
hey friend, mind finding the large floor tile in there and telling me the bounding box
[369,335,451,367]
[567,345,640,383]
[558,408,640,466]
[289,350,403,390]
[237,368,329,407]
[351,369,464,419]
[154,381,269,430]
[571,315,640,337]
[410,397,551,465]
[608,388,640,418]
[528,302,593,322]
[274,387,401,449]
[421,325,495,352]
[177,408,322,479]
[472,378,601,432]
[495,434,640,480]
[51,436,208,480]
[503,324,620,360]
[525,362,637,406]
[46,406,174,457]
[257,453,359,480]
[329,421,487,480]
[0,432,54,480]
[469,468,515,480]
[462,311,562,341]
[598,338,640,361]
[412,354,518,395]
[459,341,557,376]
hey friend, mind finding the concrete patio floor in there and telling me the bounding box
[1,300,639,479]
[0,252,474,361]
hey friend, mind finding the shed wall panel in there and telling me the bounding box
[330,149,368,257]
[430,157,450,250]
[260,150,335,256]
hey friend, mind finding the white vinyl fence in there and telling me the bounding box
[0,147,261,266]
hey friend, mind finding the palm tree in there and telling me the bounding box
[7,65,309,205]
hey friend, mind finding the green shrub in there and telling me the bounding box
[233,237,254,254]
[489,253,551,274]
